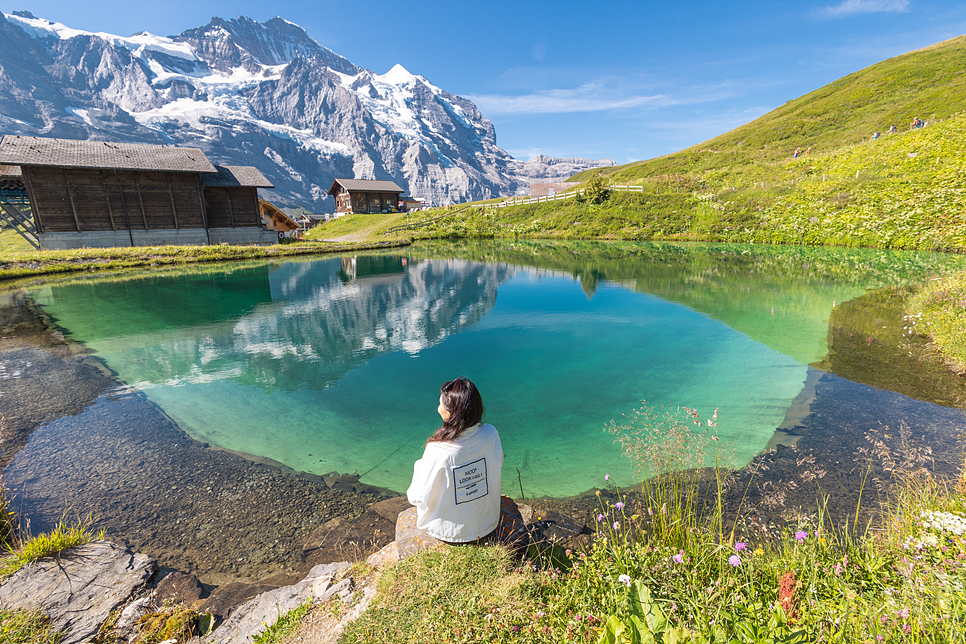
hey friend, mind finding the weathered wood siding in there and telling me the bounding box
[204,186,260,228]
[26,167,206,233]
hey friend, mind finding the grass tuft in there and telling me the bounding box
[0,515,105,579]
[0,609,64,644]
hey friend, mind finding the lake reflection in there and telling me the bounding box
[27,241,966,497]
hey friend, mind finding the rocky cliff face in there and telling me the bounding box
[0,11,614,211]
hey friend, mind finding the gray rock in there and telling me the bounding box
[115,597,155,640]
[394,506,442,560]
[0,540,156,644]
[198,582,278,621]
[204,561,350,644]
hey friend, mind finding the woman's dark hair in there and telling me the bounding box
[426,377,485,444]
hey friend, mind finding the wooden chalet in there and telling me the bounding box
[328,178,404,215]
[258,198,300,239]
[0,136,278,249]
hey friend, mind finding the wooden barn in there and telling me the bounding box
[0,136,278,249]
[328,178,405,215]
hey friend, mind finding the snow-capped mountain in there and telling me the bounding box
[0,11,614,211]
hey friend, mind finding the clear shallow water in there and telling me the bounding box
[29,241,966,497]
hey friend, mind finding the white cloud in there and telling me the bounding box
[531,36,547,62]
[467,82,670,115]
[820,0,910,18]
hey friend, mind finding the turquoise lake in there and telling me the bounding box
[28,240,966,498]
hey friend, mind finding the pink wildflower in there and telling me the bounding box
[729,555,741,567]
[795,531,808,542]
[735,542,747,551]
[672,550,685,564]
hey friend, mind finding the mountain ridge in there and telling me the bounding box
[0,11,615,212]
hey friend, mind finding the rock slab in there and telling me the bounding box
[0,540,156,644]
[204,561,350,644]
[394,507,443,560]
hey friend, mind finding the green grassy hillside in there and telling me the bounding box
[572,35,966,183]
[400,35,966,251]
[412,108,966,250]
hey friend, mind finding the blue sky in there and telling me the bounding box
[10,0,966,163]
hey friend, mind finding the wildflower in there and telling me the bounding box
[735,542,747,551]
[565,549,572,556]
[615,502,624,510]
[897,607,910,619]
[613,521,621,531]
[754,548,764,556]
[672,550,685,564]
[729,555,741,567]
[595,490,601,497]
[605,474,610,481]
[618,574,631,586]
[596,514,604,523]
[795,531,808,542]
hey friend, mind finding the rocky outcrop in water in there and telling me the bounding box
[0,11,614,211]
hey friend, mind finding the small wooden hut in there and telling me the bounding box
[0,136,278,249]
[327,178,404,215]
[258,198,300,239]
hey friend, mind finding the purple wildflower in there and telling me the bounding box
[596,514,604,523]
[615,502,624,510]
[795,531,808,542]
[613,521,620,530]
[729,555,741,567]
[735,542,747,551]
[672,550,685,564]
[605,474,610,481]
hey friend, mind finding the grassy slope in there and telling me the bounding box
[573,35,966,182]
[401,35,966,251]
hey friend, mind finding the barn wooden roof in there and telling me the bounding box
[201,165,274,188]
[0,136,216,173]
[328,178,404,196]
[0,165,22,177]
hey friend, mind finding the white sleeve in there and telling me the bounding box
[407,449,446,507]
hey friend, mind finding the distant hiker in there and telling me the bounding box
[793,147,802,159]
[805,147,811,155]
[889,124,897,134]
[872,131,881,140]
[912,117,924,129]
[407,377,527,553]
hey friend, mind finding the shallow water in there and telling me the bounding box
[24,241,966,497]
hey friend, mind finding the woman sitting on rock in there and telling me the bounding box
[406,377,527,553]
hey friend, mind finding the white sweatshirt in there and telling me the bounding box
[406,423,503,542]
